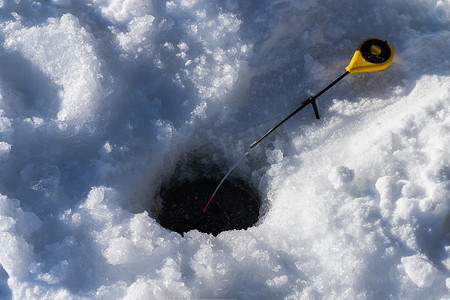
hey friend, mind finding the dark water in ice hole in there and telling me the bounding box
[157,177,261,236]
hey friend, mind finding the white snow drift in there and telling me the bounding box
[0,0,449,299]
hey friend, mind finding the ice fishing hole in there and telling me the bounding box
[156,169,261,236]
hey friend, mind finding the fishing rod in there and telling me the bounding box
[249,71,349,149]
[203,38,394,212]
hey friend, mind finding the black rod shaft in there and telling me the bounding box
[250,99,310,149]
[250,71,350,149]
[314,71,350,99]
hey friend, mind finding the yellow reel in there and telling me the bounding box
[346,38,394,73]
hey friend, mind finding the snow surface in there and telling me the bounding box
[0,0,449,299]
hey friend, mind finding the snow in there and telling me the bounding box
[328,165,355,190]
[401,254,440,288]
[0,0,449,299]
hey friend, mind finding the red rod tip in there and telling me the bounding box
[203,196,213,213]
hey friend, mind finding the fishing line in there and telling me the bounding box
[203,38,394,212]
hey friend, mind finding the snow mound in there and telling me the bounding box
[401,254,441,288]
[0,0,449,299]
[328,165,354,190]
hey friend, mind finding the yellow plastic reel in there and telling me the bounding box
[346,38,394,73]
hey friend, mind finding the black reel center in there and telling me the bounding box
[360,39,391,63]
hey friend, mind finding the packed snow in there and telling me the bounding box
[0,0,449,299]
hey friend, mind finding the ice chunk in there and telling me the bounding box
[37,260,69,284]
[266,149,284,164]
[328,165,354,189]
[0,195,42,281]
[23,117,44,128]
[80,186,120,224]
[0,195,42,237]
[103,237,136,265]
[376,176,398,211]
[401,254,439,288]
[393,197,418,221]
[0,233,34,280]
[116,15,155,54]
[0,117,11,133]
[266,275,288,288]
[93,0,154,24]
[0,142,11,161]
